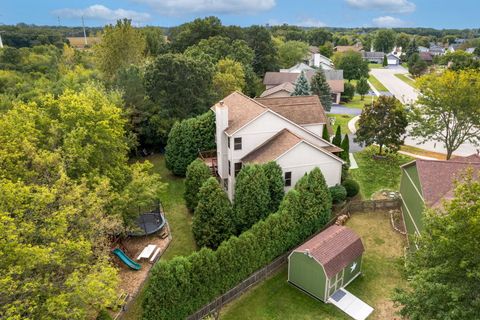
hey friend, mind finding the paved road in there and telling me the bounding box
[329,104,362,115]
[369,66,418,105]
[370,66,478,157]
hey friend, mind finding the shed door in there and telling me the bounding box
[327,271,344,297]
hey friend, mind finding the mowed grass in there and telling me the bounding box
[394,73,418,88]
[368,63,383,69]
[341,95,377,109]
[220,211,407,320]
[329,113,354,134]
[350,147,413,199]
[368,74,388,92]
[123,154,196,320]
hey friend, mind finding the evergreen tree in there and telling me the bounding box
[341,82,355,102]
[405,37,419,61]
[262,162,285,213]
[192,177,235,249]
[340,133,350,163]
[382,54,388,67]
[356,77,370,100]
[233,164,270,233]
[185,159,212,211]
[332,126,342,147]
[322,125,330,141]
[310,68,332,111]
[291,71,311,96]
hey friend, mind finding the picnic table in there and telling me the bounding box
[136,244,157,260]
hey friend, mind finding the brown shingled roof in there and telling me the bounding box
[255,95,329,125]
[242,129,301,163]
[294,225,364,278]
[259,82,295,98]
[415,155,480,207]
[263,71,344,93]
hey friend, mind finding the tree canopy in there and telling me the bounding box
[311,68,332,111]
[333,51,369,81]
[410,70,480,159]
[373,29,396,53]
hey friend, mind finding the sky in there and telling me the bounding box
[2,0,479,29]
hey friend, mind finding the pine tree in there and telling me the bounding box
[185,159,212,211]
[262,162,285,213]
[291,71,311,96]
[332,126,342,147]
[356,77,370,100]
[382,55,388,67]
[340,133,350,163]
[192,177,235,249]
[310,68,332,111]
[405,37,418,61]
[322,125,330,141]
[233,164,270,233]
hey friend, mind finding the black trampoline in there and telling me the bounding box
[128,204,166,237]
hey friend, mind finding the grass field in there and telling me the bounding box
[368,74,389,92]
[328,113,354,134]
[220,211,407,320]
[400,145,447,160]
[350,147,413,199]
[368,63,383,69]
[123,154,196,320]
[341,95,376,109]
[394,73,418,88]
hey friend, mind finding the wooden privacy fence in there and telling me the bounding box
[187,198,401,320]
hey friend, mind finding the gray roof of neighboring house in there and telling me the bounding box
[362,51,385,59]
[387,53,400,60]
[263,71,344,93]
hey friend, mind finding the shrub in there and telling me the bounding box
[262,162,285,213]
[96,310,113,320]
[340,133,350,163]
[329,184,347,203]
[184,159,212,211]
[341,82,355,102]
[342,178,360,197]
[165,111,215,176]
[233,164,270,233]
[192,177,235,249]
[142,168,332,320]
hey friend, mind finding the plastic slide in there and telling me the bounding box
[112,248,141,270]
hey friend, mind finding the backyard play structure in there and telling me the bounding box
[113,202,167,270]
[288,225,373,320]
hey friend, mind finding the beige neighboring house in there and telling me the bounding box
[262,70,344,104]
[203,92,344,200]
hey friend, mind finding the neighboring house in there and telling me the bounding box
[392,46,403,59]
[399,154,480,245]
[428,44,445,56]
[262,70,345,103]
[465,47,476,54]
[304,46,335,70]
[288,225,365,302]
[280,62,315,73]
[334,43,363,53]
[362,51,385,64]
[386,53,400,66]
[419,52,433,64]
[418,46,429,53]
[208,92,344,200]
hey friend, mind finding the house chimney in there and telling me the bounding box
[305,249,312,257]
[215,100,228,132]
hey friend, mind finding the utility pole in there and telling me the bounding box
[0,31,5,49]
[82,16,88,46]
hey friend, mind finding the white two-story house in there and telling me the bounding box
[208,92,345,201]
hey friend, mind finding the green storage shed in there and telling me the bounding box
[288,225,365,302]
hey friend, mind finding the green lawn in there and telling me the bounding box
[368,63,383,69]
[341,95,376,109]
[350,147,413,199]
[394,73,418,88]
[123,154,196,320]
[220,211,407,320]
[368,74,388,92]
[328,113,354,134]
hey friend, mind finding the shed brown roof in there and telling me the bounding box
[242,129,302,163]
[414,154,480,207]
[259,82,295,98]
[293,225,365,278]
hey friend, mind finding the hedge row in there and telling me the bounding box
[142,168,332,319]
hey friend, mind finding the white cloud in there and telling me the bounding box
[372,16,407,27]
[53,5,151,23]
[296,18,326,28]
[346,0,416,13]
[133,0,276,15]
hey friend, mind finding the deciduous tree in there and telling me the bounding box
[356,77,370,100]
[213,58,246,98]
[373,29,396,53]
[333,51,369,81]
[355,95,408,155]
[410,70,480,159]
[277,40,309,68]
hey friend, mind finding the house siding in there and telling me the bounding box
[288,252,327,302]
[400,165,425,237]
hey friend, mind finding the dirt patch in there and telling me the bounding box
[113,227,171,298]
